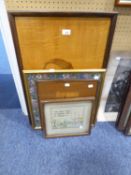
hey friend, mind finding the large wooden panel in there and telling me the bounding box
[15,17,111,69]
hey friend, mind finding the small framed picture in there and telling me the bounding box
[115,0,131,6]
[40,98,95,138]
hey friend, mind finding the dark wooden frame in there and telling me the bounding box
[124,111,131,135]
[116,79,131,131]
[40,97,95,138]
[8,11,118,129]
[115,0,131,7]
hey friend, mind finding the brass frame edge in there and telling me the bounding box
[23,69,106,74]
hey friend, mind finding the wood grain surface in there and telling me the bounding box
[36,80,98,100]
[15,16,111,69]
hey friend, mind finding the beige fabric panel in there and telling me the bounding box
[112,15,131,51]
[5,0,131,51]
[5,0,114,11]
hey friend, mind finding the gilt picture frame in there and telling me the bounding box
[40,97,95,138]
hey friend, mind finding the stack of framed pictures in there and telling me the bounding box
[9,12,118,138]
[23,71,105,137]
[36,78,98,137]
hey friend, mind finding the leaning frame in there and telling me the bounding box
[8,12,117,129]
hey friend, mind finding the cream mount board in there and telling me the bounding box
[5,0,131,51]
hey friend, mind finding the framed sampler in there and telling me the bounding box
[115,0,131,7]
[8,12,118,131]
[40,98,95,138]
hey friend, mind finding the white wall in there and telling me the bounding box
[0,0,28,115]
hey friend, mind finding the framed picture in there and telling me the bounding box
[116,79,131,131]
[115,0,131,6]
[40,98,95,138]
[105,58,131,112]
[124,110,131,135]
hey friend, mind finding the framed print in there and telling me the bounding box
[105,58,131,112]
[115,0,131,6]
[40,98,95,138]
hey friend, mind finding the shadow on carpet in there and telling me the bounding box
[0,109,131,175]
[0,74,20,108]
